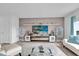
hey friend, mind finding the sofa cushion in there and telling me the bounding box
[2,44,21,51]
[67,42,79,49]
[68,35,79,44]
[68,35,75,43]
[75,36,79,44]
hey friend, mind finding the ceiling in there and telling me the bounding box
[0,3,79,17]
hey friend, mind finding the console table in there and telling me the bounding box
[31,36,49,41]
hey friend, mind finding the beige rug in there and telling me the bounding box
[18,42,66,56]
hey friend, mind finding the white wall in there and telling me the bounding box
[0,16,19,43]
[64,16,71,39]
[64,8,79,39]
[0,16,11,43]
[10,16,19,43]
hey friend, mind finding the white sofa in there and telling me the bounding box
[63,39,79,55]
[0,44,22,56]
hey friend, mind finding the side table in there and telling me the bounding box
[25,36,30,41]
[49,36,55,42]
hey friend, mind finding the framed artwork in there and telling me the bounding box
[32,25,48,35]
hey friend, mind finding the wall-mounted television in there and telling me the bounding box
[32,25,48,34]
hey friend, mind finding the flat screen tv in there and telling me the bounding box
[32,25,48,34]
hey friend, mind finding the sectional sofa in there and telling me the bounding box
[63,39,79,55]
[0,44,22,56]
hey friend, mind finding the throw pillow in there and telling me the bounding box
[68,35,75,43]
[68,35,79,44]
[75,36,79,44]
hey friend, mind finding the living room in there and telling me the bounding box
[19,17,64,42]
[0,3,79,56]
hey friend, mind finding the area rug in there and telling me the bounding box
[18,42,66,56]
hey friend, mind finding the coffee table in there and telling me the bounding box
[30,46,53,56]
